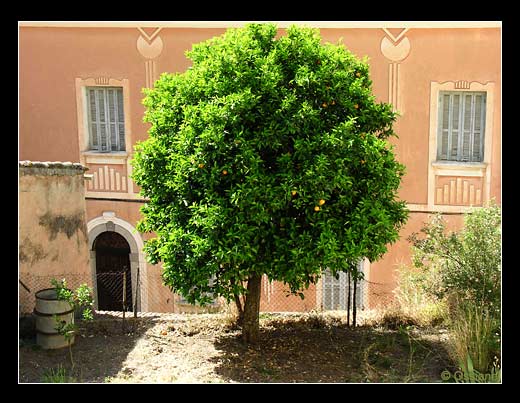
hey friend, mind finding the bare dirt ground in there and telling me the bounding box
[19,311,454,383]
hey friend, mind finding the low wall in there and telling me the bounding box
[19,161,91,314]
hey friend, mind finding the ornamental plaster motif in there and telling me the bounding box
[380,28,411,113]
[136,27,163,88]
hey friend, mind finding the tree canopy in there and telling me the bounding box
[132,23,409,341]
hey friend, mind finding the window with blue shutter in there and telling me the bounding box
[437,91,486,163]
[86,87,126,152]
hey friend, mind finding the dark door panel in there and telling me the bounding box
[94,232,132,311]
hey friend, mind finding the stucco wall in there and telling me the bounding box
[19,161,91,313]
[18,25,501,206]
[18,23,501,312]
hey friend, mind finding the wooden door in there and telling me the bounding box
[94,231,132,311]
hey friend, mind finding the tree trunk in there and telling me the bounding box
[230,277,244,325]
[242,273,262,344]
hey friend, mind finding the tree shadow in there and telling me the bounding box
[18,312,159,383]
[210,316,454,383]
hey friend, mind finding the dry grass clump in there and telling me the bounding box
[449,300,500,375]
[387,264,448,329]
[370,305,420,330]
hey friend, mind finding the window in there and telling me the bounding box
[86,87,126,152]
[437,91,486,163]
[178,275,219,306]
[322,263,364,311]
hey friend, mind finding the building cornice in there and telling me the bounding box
[18,21,502,29]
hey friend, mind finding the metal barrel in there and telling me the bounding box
[34,288,75,349]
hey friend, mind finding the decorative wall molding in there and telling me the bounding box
[86,163,128,193]
[388,63,400,112]
[137,27,163,43]
[79,77,126,87]
[381,28,410,44]
[136,35,163,59]
[437,80,493,87]
[144,60,157,89]
[136,27,163,88]
[435,176,483,206]
[380,28,411,113]
[94,76,110,85]
[454,80,471,89]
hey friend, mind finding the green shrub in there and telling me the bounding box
[408,202,501,314]
[408,203,501,377]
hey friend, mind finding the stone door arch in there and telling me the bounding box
[87,212,148,312]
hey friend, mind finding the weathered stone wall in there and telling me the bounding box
[19,161,92,313]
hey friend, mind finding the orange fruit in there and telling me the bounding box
[354,104,359,109]
[314,206,320,212]
[291,190,297,196]
[318,199,326,206]
[331,100,336,105]
[198,163,205,169]
[356,72,361,77]
[322,102,328,108]
[222,170,228,175]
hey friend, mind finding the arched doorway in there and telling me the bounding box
[87,213,148,312]
[93,231,132,311]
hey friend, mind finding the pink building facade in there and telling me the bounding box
[19,22,501,313]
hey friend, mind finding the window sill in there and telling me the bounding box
[432,160,486,168]
[82,151,128,165]
[431,161,487,177]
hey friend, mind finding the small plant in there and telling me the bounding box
[51,278,94,321]
[50,278,94,369]
[41,365,76,383]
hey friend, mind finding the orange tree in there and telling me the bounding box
[132,24,408,343]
